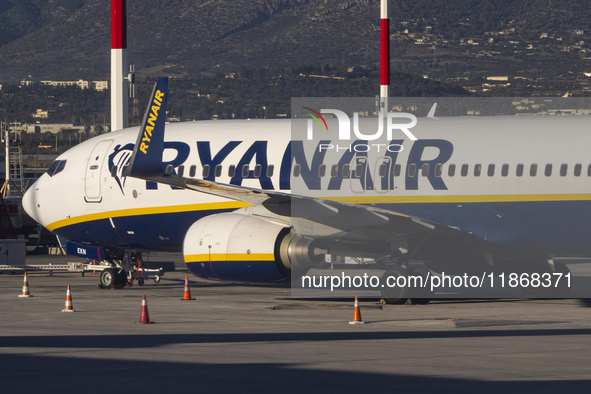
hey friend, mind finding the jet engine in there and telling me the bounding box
[183,212,322,282]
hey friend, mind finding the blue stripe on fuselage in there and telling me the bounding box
[53,208,237,252]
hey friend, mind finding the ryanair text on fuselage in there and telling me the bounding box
[119,137,453,193]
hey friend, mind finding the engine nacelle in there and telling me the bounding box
[183,213,322,282]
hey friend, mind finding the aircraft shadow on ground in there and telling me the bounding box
[0,350,588,393]
[2,328,591,349]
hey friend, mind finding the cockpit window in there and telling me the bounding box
[47,160,67,177]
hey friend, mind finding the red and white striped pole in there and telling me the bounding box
[111,0,128,131]
[380,0,389,111]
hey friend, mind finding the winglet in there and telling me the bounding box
[427,102,437,118]
[125,77,168,178]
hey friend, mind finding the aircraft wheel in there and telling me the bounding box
[409,266,433,304]
[290,267,310,282]
[113,269,128,289]
[519,262,571,298]
[551,262,571,298]
[380,267,409,304]
[100,268,116,289]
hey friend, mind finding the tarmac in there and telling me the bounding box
[2,254,591,393]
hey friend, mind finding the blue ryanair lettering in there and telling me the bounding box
[145,138,455,193]
[280,140,330,190]
[230,141,273,188]
[197,141,242,180]
[146,141,191,190]
[405,139,453,190]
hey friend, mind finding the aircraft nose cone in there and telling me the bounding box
[22,182,41,225]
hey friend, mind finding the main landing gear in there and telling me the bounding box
[380,265,433,305]
[99,267,128,289]
[97,250,129,289]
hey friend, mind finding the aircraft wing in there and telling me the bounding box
[122,78,497,257]
[121,79,449,232]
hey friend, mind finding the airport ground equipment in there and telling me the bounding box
[65,243,165,288]
[0,260,164,287]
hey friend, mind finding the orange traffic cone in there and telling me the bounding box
[62,285,75,312]
[181,276,195,300]
[139,295,151,323]
[349,295,365,325]
[18,272,32,298]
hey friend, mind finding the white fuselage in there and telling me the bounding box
[22,116,591,256]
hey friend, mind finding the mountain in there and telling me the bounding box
[0,0,590,80]
[0,0,382,79]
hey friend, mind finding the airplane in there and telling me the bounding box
[22,77,589,303]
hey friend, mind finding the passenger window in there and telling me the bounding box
[331,165,339,178]
[501,164,509,177]
[254,164,262,178]
[202,164,210,178]
[448,164,456,177]
[435,164,443,177]
[228,165,236,177]
[378,164,387,177]
[178,165,185,177]
[342,164,351,178]
[421,164,429,177]
[394,164,401,177]
[241,165,249,177]
[215,165,222,178]
[408,163,416,178]
[293,164,301,177]
[516,164,524,177]
[189,165,196,178]
[560,164,567,177]
[474,164,481,177]
[318,164,326,177]
[587,164,591,176]
[461,164,468,177]
[487,164,495,177]
[574,164,582,177]
[530,164,537,177]
[544,164,552,177]
[267,164,274,178]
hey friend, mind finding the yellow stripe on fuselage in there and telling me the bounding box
[46,201,250,231]
[326,193,591,204]
[185,253,275,263]
[46,193,591,232]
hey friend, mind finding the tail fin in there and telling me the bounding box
[125,77,168,178]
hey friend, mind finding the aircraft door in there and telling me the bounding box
[375,156,392,193]
[349,156,370,193]
[85,139,113,203]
